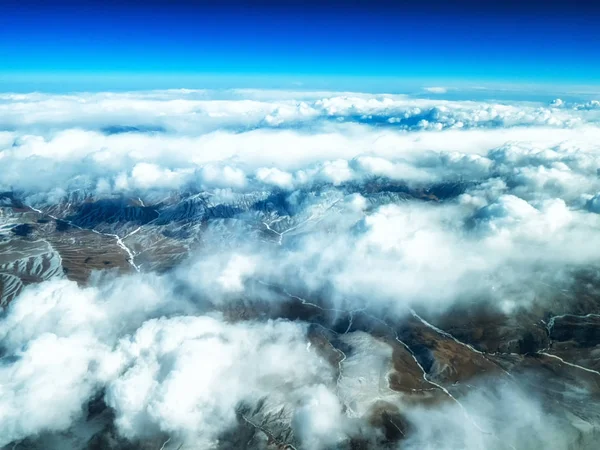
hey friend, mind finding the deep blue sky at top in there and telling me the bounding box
[0,0,599,89]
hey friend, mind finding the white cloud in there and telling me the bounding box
[130,163,190,190]
[198,163,248,189]
[256,167,295,189]
[292,385,346,449]
[424,86,448,94]
[106,315,335,445]
[0,275,339,448]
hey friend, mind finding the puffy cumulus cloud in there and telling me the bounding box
[344,192,369,212]
[256,167,295,189]
[573,100,600,111]
[313,159,354,185]
[198,163,247,189]
[291,385,347,449]
[0,274,341,448]
[0,274,183,347]
[0,332,114,444]
[0,278,145,446]
[351,155,434,182]
[128,163,192,190]
[216,254,258,293]
[107,316,335,446]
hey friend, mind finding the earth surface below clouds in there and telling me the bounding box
[1,89,600,449]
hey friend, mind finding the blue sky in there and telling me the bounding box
[0,0,599,90]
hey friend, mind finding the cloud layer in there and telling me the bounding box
[2,88,600,449]
[2,89,600,201]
